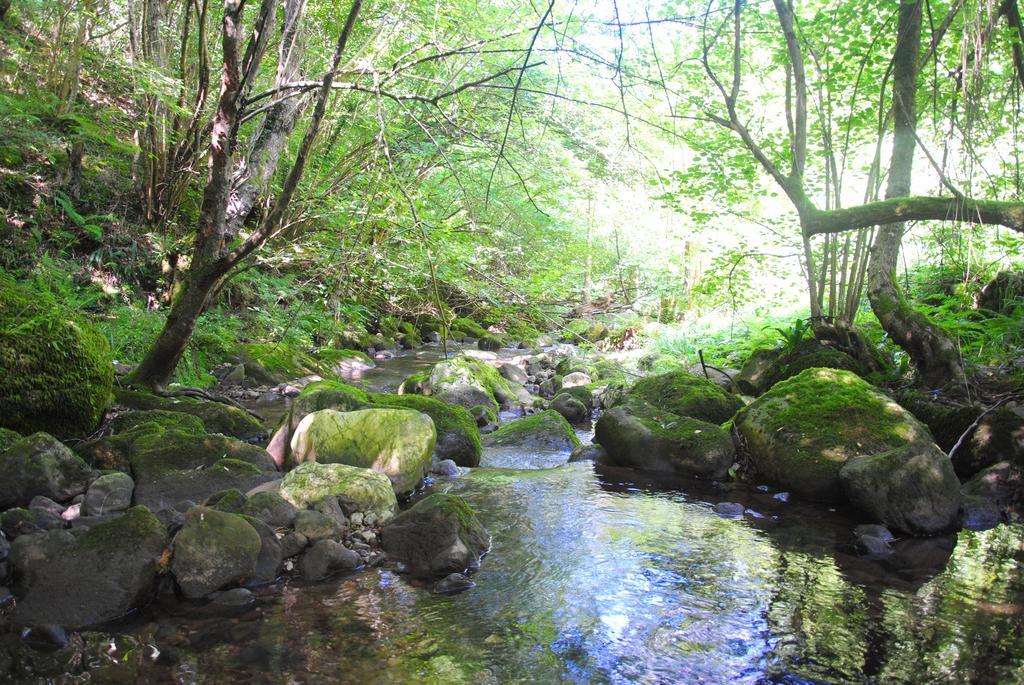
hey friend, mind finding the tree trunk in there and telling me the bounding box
[0,0,11,21]
[867,0,967,389]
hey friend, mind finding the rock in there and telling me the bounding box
[222,364,246,386]
[979,270,1024,314]
[960,495,1003,531]
[961,461,1023,507]
[207,488,247,513]
[170,507,261,599]
[550,393,590,426]
[539,377,562,398]
[314,349,375,374]
[853,524,895,542]
[433,572,475,594]
[240,491,297,528]
[687,364,739,391]
[854,535,893,557]
[9,506,167,629]
[624,370,743,424]
[0,428,22,453]
[381,493,490,577]
[0,276,113,439]
[209,587,255,608]
[483,410,581,453]
[1,507,62,539]
[113,389,266,443]
[430,459,461,478]
[713,502,745,517]
[294,509,345,542]
[235,342,325,382]
[736,339,866,396]
[568,444,607,463]
[290,408,435,495]
[112,410,207,436]
[0,433,93,509]
[561,371,592,388]
[734,368,935,502]
[129,430,278,511]
[242,516,283,584]
[478,334,503,351]
[278,461,398,520]
[595,398,735,479]
[28,495,65,517]
[0,532,8,562]
[370,393,482,467]
[297,539,360,582]
[499,364,529,385]
[839,442,961,535]
[427,355,521,414]
[83,472,134,516]
[280,532,308,558]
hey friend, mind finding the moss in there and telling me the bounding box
[314,348,373,369]
[0,427,22,452]
[415,492,480,531]
[428,355,519,412]
[111,409,206,435]
[398,370,431,395]
[477,333,504,351]
[129,429,273,479]
[78,505,166,557]
[294,379,370,415]
[485,409,580,449]
[238,342,324,378]
[452,317,488,338]
[113,388,266,441]
[734,368,933,501]
[279,460,398,516]
[370,393,482,466]
[0,274,113,439]
[627,370,743,424]
[207,488,248,512]
[559,384,594,407]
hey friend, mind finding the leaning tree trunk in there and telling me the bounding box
[867,0,967,389]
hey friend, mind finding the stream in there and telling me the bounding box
[39,348,1024,684]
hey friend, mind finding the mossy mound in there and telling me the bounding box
[398,371,431,395]
[451,317,488,339]
[624,370,742,424]
[279,461,398,519]
[427,355,523,414]
[314,348,374,372]
[477,333,504,351]
[293,380,370,415]
[238,342,324,380]
[111,409,206,435]
[737,339,866,396]
[483,410,581,452]
[370,393,482,467]
[0,275,113,439]
[734,368,934,502]
[113,388,266,442]
[0,427,22,452]
[595,397,735,479]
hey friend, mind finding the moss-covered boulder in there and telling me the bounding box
[624,370,743,424]
[398,370,431,395]
[292,380,370,415]
[839,442,961,535]
[314,348,375,373]
[240,490,298,528]
[427,355,525,414]
[170,507,261,598]
[76,413,205,472]
[111,409,206,435]
[381,493,490,578]
[737,340,865,396]
[129,430,278,511]
[114,389,266,442]
[0,427,21,452]
[370,393,482,467]
[9,506,167,629]
[0,432,93,509]
[290,409,435,495]
[734,368,935,502]
[279,461,398,519]
[478,333,504,351]
[483,410,581,453]
[237,342,324,381]
[550,392,590,425]
[83,472,134,516]
[595,398,735,479]
[451,317,488,339]
[0,276,113,439]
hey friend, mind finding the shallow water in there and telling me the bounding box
[19,350,1024,684]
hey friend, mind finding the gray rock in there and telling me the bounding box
[244,517,283,584]
[854,535,894,557]
[568,444,608,463]
[433,572,475,594]
[28,496,65,517]
[83,473,134,516]
[209,587,254,607]
[551,393,590,426]
[713,502,745,517]
[499,364,529,385]
[0,433,93,509]
[960,495,1003,531]
[298,539,360,582]
[381,493,490,578]
[170,507,261,599]
[0,532,8,562]
[240,491,297,528]
[430,459,460,478]
[853,524,895,542]
[561,371,592,388]
[961,461,1023,506]
[279,532,308,558]
[294,509,345,542]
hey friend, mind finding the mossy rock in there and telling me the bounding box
[314,348,374,373]
[279,461,398,519]
[0,275,113,439]
[370,393,482,467]
[293,380,370,415]
[113,389,266,442]
[451,317,488,339]
[10,506,167,629]
[76,416,204,472]
[639,353,687,376]
[0,432,93,509]
[734,368,935,502]
[428,355,522,414]
[111,409,206,435]
[477,333,504,351]
[483,410,580,452]
[170,507,261,599]
[381,493,490,578]
[737,340,865,396]
[0,427,22,452]
[398,371,431,395]
[595,397,735,479]
[290,408,436,495]
[237,342,324,380]
[624,370,743,424]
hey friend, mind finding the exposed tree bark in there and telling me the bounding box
[0,0,10,21]
[802,196,1024,235]
[1004,0,1024,89]
[867,0,967,389]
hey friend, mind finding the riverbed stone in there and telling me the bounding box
[0,433,93,509]
[427,355,524,414]
[298,539,361,582]
[499,363,529,385]
[839,442,961,535]
[240,491,297,528]
[381,493,490,578]
[734,368,935,502]
[113,389,266,442]
[550,393,590,425]
[736,339,865,396]
[569,444,608,463]
[961,461,1023,507]
[83,472,134,516]
[370,393,482,467]
[170,507,261,599]
[595,398,735,479]
[9,506,167,629]
[290,408,435,495]
[294,509,345,542]
[624,369,743,424]
[278,461,398,520]
[483,410,581,453]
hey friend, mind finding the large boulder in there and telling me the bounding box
[9,506,167,629]
[734,368,935,502]
[129,430,278,511]
[426,355,526,414]
[290,409,435,495]
[624,370,742,424]
[370,394,482,467]
[0,433,93,509]
[483,410,580,452]
[83,472,134,516]
[267,380,371,467]
[114,389,266,443]
[839,443,962,535]
[595,398,735,479]
[736,339,865,396]
[279,462,398,520]
[0,276,113,439]
[170,507,261,598]
[76,412,206,472]
[381,493,490,577]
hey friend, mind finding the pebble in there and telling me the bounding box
[359,530,377,544]
[349,512,364,527]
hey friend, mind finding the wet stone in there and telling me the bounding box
[713,502,745,517]
[433,572,475,594]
